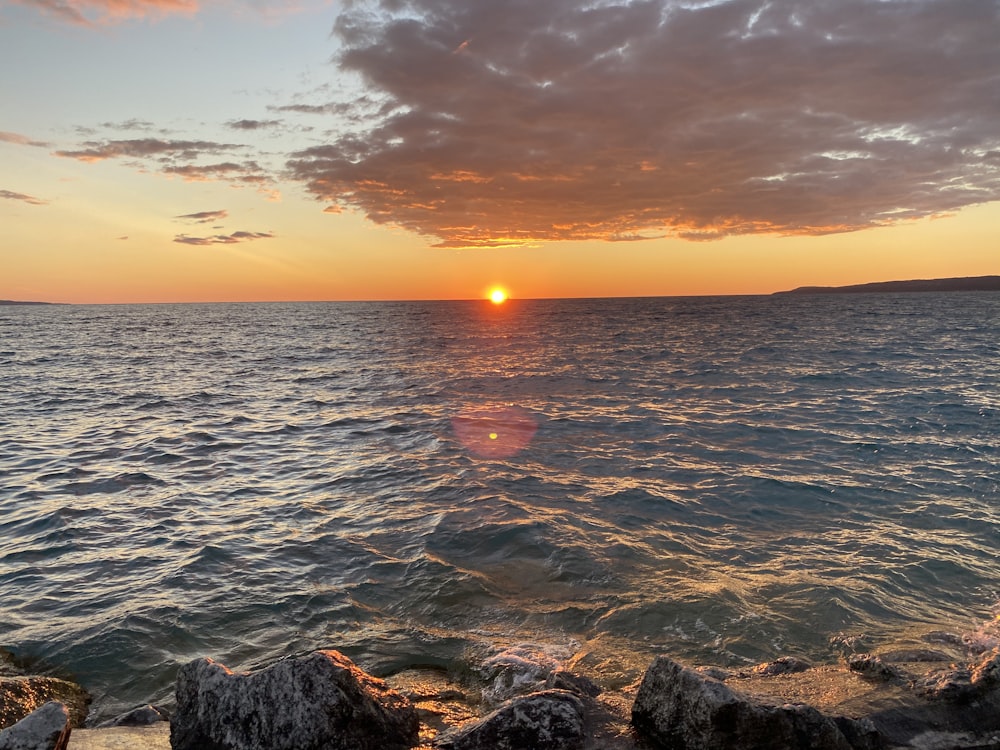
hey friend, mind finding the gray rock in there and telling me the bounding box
[434,690,585,750]
[170,649,418,750]
[631,655,864,750]
[0,677,90,729]
[97,704,169,728]
[0,702,71,750]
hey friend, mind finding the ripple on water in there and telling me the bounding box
[0,295,998,720]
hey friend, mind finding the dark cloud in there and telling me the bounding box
[1,189,47,206]
[286,0,1000,247]
[226,119,283,130]
[0,131,50,148]
[175,209,229,223]
[173,231,275,245]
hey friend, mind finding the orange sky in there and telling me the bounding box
[1,0,997,303]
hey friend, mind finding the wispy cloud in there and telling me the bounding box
[12,0,198,25]
[55,137,279,197]
[12,0,321,25]
[1,189,47,206]
[286,0,1000,247]
[55,138,240,163]
[175,209,229,223]
[173,230,275,245]
[0,131,50,148]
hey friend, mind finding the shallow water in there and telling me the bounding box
[1,294,998,719]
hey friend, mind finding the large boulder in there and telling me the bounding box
[0,677,90,729]
[631,656,871,750]
[434,690,586,750]
[0,702,71,750]
[170,649,419,750]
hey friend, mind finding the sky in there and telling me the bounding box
[1,0,998,303]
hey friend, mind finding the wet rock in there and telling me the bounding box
[847,654,904,683]
[0,701,71,750]
[434,690,585,750]
[0,677,90,729]
[97,704,169,728]
[477,645,561,705]
[970,648,1000,690]
[170,649,418,750]
[916,649,1000,703]
[748,657,813,677]
[631,655,865,750]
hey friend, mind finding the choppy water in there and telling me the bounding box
[1,294,998,720]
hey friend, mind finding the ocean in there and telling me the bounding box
[1,293,998,720]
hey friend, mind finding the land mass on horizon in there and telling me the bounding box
[0,300,60,306]
[775,275,1000,295]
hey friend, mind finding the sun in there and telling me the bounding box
[489,288,508,304]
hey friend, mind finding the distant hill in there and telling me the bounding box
[775,275,1000,295]
[0,300,60,305]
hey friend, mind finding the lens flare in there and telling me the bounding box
[452,405,537,459]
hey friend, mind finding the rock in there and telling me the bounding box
[695,666,734,682]
[921,632,965,649]
[96,705,169,728]
[477,645,561,705]
[434,690,585,750]
[170,649,418,750]
[748,657,813,677]
[631,655,865,750]
[0,702,71,750]
[847,654,903,683]
[545,670,601,698]
[970,648,1000,690]
[0,677,90,729]
[916,649,1000,703]
[876,649,951,663]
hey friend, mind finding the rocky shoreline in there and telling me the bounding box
[3,635,1000,750]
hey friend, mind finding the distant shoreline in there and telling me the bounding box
[0,300,61,306]
[774,275,1000,295]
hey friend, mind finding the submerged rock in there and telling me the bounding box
[631,655,871,750]
[170,649,418,750]
[0,701,71,750]
[434,690,586,750]
[748,657,813,677]
[0,677,90,730]
[97,704,169,728]
[847,654,905,683]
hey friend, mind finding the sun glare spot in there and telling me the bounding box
[489,288,508,304]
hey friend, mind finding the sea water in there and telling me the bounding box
[1,293,998,719]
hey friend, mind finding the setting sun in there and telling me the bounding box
[489,288,508,304]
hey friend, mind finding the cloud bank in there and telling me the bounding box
[287,0,1000,247]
